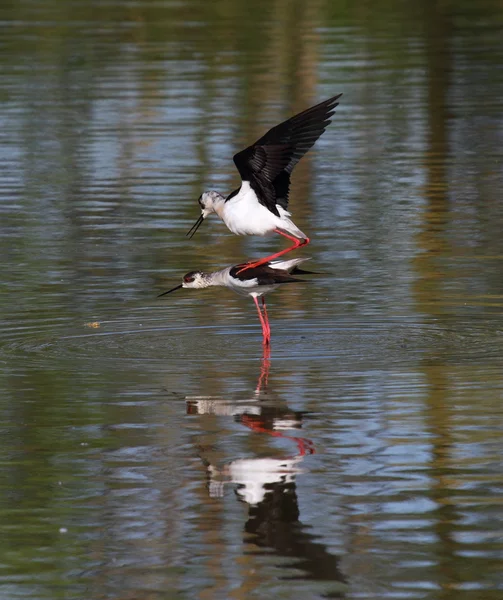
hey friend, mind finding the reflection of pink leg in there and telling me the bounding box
[237,230,310,273]
[294,437,316,456]
[256,345,271,393]
[253,296,271,346]
[240,414,316,456]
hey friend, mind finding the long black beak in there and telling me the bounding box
[157,284,182,298]
[186,214,204,239]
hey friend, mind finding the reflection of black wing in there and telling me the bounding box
[230,264,304,286]
[232,94,342,216]
[245,481,346,591]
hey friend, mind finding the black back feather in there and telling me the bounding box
[230,264,304,286]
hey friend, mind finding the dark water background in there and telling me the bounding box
[1,1,503,598]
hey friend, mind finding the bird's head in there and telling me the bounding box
[157,271,210,298]
[199,191,222,215]
[187,191,224,238]
[180,271,210,289]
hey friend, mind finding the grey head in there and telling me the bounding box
[186,191,224,239]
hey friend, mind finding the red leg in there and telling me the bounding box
[237,230,310,274]
[253,296,270,346]
[261,297,271,341]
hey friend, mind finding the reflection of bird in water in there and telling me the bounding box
[204,406,315,505]
[244,479,346,596]
[185,347,315,503]
[158,258,316,346]
[187,94,342,273]
[186,354,345,595]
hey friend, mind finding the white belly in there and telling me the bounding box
[222,182,283,236]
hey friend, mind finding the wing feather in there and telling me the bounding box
[232,94,342,214]
[230,264,304,285]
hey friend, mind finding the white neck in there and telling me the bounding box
[205,267,231,287]
[188,268,230,290]
[211,194,226,219]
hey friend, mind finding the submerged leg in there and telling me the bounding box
[261,297,271,341]
[237,230,310,274]
[253,296,271,346]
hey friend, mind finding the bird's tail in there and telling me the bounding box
[291,266,319,275]
[269,257,319,274]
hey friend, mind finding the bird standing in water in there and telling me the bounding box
[187,94,342,273]
[158,258,315,346]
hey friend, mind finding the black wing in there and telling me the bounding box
[230,264,304,285]
[232,94,342,216]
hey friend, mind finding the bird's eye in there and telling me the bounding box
[183,273,196,283]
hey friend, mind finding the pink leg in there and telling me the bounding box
[261,297,271,341]
[237,230,310,274]
[253,296,271,346]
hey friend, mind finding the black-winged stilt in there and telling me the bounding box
[187,94,342,272]
[158,257,315,346]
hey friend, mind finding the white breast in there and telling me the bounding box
[229,278,279,298]
[222,182,282,236]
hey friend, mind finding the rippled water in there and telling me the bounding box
[1,1,503,598]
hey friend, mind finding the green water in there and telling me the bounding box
[1,1,503,598]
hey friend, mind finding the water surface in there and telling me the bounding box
[1,1,503,598]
